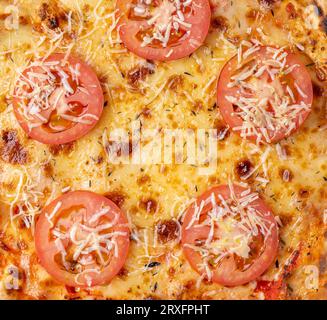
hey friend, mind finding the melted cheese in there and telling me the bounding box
[0,0,325,300]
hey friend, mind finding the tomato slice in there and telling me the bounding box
[13,54,104,145]
[35,191,130,287]
[255,246,301,299]
[116,0,211,61]
[181,184,279,286]
[217,45,313,143]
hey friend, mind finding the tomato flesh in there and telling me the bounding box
[116,0,211,61]
[35,191,130,287]
[181,184,279,286]
[255,246,301,299]
[217,45,313,143]
[13,54,104,145]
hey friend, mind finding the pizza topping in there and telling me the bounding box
[0,0,324,300]
[104,191,126,208]
[1,130,28,165]
[181,184,278,286]
[286,3,297,19]
[116,0,211,61]
[235,159,253,179]
[211,16,229,32]
[156,219,180,243]
[167,74,184,91]
[279,168,293,182]
[127,62,155,89]
[217,44,313,144]
[35,191,130,287]
[48,142,75,156]
[258,0,280,10]
[213,119,230,140]
[255,246,301,300]
[136,0,191,48]
[13,54,104,145]
[38,2,67,30]
[139,197,158,214]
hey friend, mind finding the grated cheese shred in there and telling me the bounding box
[227,42,310,144]
[183,184,277,281]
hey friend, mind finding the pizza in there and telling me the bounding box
[0,0,326,300]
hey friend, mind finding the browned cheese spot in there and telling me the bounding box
[49,142,75,156]
[104,191,126,208]
[235,159,253,179]
[137,174,151,185]
[1,130,28,165]
[214,119,230,141]
[211,16,229,32]
[139,198,158,214]
[156,220,180,243]
[38,2,67,30]
[167,75,184,91]
[127,63,155,89]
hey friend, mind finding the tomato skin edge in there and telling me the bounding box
[116,0,212,62]
[35,191,130,287]
[13,54,104,145]
[181,185,279,287]
[216,47,313,144]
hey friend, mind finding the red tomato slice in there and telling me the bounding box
[255,246,301,300]
[116,0,211,61]
[181,184,279,286]
[13,54,104,145]
[217,45,313,143]
[255,279,284,300]
[35,191,130,287]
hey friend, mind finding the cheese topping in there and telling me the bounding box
[14,60,93,131]
[227,42,311,143]
[131,0,193,48]
[0,0,325,300]
[48,205,127,286]
[184,185,276,280]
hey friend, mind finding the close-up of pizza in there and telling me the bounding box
[0,0,326,300]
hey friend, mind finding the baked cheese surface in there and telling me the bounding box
[0,0,326,300]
